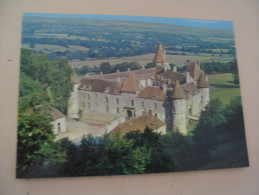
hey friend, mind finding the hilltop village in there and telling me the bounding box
[66,43,210,135]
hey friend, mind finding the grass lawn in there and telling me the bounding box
[208,73,241,105]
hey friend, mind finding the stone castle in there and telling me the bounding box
[68,43,209,134]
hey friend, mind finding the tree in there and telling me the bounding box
[99,62,112,74]
[17,107,55,177]
[192,99,226,164]
[230,59,239,85]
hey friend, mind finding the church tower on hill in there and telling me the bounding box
[153,43,171,71]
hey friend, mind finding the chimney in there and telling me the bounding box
[173,66,177,72]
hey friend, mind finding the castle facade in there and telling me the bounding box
[68,43,209,134]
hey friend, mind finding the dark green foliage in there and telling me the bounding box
[161,130,195,171]
[200,61,233,74]
[99,62,113,74]
[113,62,142,72]
[229,59,239,85]
[17,107,55,177]
[20,48,73,113]
[145,62,156,69]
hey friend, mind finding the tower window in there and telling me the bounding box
[105,97,109,103]
[117,107,119,114]
[116,98,119,104]
[131,100,134,106]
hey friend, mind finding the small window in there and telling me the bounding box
[116,98,119,104]
[117,107,119,114]
[105,97,109,103]
[131,100,134,106]
[106,106,109,113]
[83,102,86,108]
[88,94,90,100]
[142,101,144,108]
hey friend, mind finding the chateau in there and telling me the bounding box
[68,43,209,134]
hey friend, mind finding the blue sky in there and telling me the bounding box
[24,13,233,30]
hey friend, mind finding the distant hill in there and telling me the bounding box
[21,16,236,61]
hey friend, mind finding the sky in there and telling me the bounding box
[24,13,233,30]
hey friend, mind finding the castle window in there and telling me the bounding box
[142,101,144,108]
[88,94,90,100]
[105,97,109,103]
[155,113,158,117]
[131,100,134,106]
[83,102,86,108]
[116,98,119,104]
[116,107,119,114]
[154,103,157,109]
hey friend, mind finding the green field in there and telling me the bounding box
[208,73,241,105]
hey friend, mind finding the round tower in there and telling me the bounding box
[171,80,187,134]
[197,72,210,110]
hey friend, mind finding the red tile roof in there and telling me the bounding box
[185,62,204,81]
[110,113,165,136]
[121,72,140,93]
[153,43,168,63]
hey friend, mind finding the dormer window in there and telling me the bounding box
[104,87,110,93]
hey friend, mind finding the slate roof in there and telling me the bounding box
[137,86,165,101]
[110,113,165,136]
[181,82,200,99]
[79,78,121,94]
[91,68,156,83]
[156,69,186,84]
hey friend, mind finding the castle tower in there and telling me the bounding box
[197,72,210,110]
[172,80,187,133]
[153,43,170,71]
[67,72,80,119]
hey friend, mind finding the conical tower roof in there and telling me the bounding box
[197,72,209,88]
[153,43,168,63]
[121,72,140,93]
[185,62,202,81]
[172,80,186,99]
